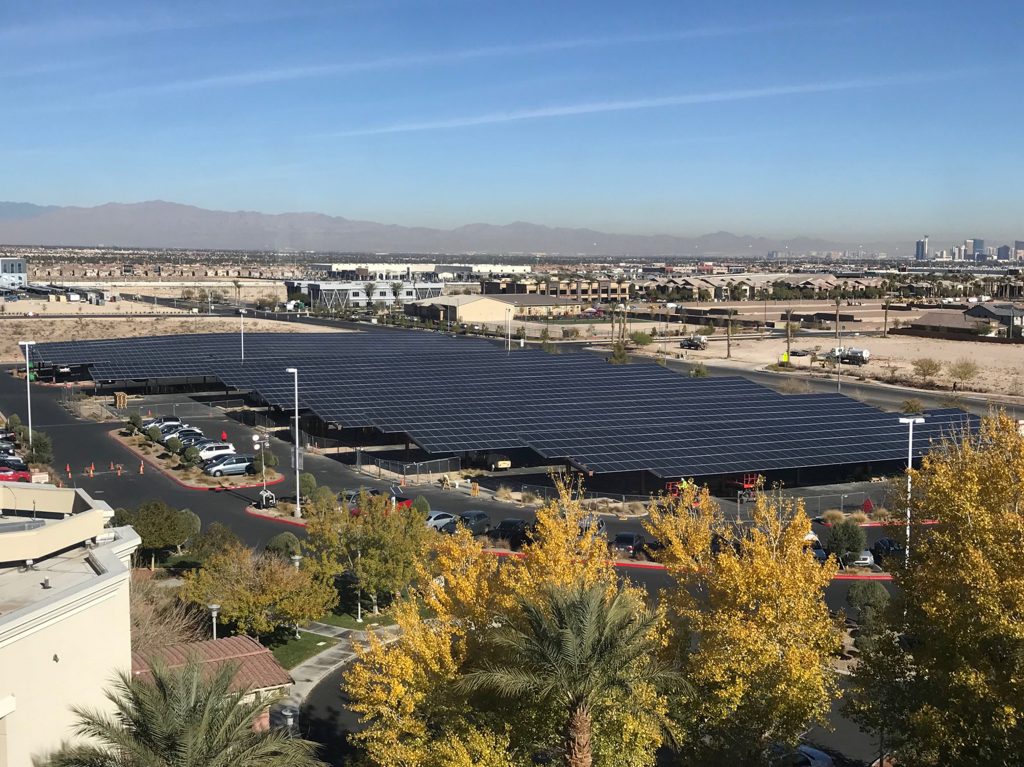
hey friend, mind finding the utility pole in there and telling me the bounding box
[883,298,890,337]
[835,295,841,341]
[785,309,793,360]
[726,314,732,359]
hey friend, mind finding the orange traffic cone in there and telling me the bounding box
[109,461,114,471]
[90,462,95,474]
[65,463,70,475]
[117,465,122,477]
[139,461,144,475]
[88,465,94,478]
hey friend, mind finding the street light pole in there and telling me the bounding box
[505,307,511,354]
[285,367,301,519]
[18,341,36,447]
[899,416,925,567]
[208,603,220,640]
[239,309,246,362]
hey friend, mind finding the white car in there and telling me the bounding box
[850,550,875,568]
[425,511,456,530]
[196,443,235,463]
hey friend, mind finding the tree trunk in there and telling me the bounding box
[150,551,155,571]
[371,592,379,615]
[565,705,593,767]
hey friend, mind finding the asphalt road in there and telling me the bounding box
[0,369,884,765]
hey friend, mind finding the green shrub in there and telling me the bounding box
[128,412,143,433]
[165,437,183,454]
[265,532,302,559]
[299,472,318,500]
[182,446,200,465]
[826,519,867,566]
[411,495,430,515]
[146,426,162,442]
[24,431,53,465]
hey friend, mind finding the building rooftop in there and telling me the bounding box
[489,294,583,306]
[133,636,292,694]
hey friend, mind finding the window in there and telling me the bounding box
[405,290,414,297]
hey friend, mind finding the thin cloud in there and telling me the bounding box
[104,14,890,97]
[323,71,972,137]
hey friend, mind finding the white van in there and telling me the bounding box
[196,443,236,463]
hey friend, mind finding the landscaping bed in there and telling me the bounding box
[112,428,283,490]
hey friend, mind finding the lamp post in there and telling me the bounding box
[899,416,925,566]
[18,341,36,448]
[285,367,301,518]
[505,307,511,354]
[239,309,246,362]
[208,603,220,640]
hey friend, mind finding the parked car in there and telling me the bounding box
[789,348,811,357]
[811,546,830,565]
[441,511,491,536]
[161,428,203,444]
[203,454,254,477]
[610,532,646,559]
[0,440,16,456]
[0,466,32,482]
[0,456,29,472]
[871,537,904,567]
[158,421,190,435]
[578,515,606,537]
[849,550,875,568]
[195,442,235,463]
[143,415,182,430]
[0,429,19,444]
[200,452,245,470]
[768,743,835,767]
[340,488,384,506]
[679,335,708,350]
[486,518,535,550]
[425,511,457,530]
[178,435,214,450]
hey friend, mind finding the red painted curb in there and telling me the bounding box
[242,513,895,581]
[245,506,307,527]
[108,429,285,492]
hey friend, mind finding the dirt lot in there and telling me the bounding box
[675,334,1024,397]
[0,315,345,363]
[0,298,185,317]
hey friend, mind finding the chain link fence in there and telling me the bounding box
[357,454,461,485]
[517,482,653,504]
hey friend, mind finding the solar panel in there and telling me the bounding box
[31,330,976,479]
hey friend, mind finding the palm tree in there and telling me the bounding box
[458,583,678,767]
[43,659,324,767]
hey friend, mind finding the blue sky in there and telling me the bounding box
[2,0,1021,242]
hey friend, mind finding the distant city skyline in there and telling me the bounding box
[1,0,1021,241]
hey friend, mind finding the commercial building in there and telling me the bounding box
[482,276,630,301]
[1016,241,1024,259]
[997,245,1012,260]
[0,257,27,289]
[972,238,985,256]
[304,280,443,309]
[406,294,584,323]
[0,482,138,767]
[964,302,1024,335]
[915,236,929,261]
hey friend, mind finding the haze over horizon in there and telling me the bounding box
[2,0,1021,242]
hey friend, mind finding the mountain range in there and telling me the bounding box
[0,200,859,257]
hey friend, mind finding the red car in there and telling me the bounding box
[0,466,31,482]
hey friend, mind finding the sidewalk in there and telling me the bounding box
[285,622,401,706]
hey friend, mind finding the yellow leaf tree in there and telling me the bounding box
[344,476,673,767]
[848,412,1024,766]
[646,483,840,763]
[181,542,334,637]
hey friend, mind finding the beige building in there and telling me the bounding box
[404,294,515,324]
[0,482,138,767]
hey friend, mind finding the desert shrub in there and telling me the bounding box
[849,511,869,524]
[521,491,539,504]
[625,501,647,516]
[265,531,302,559]
[822,509,844,525]
[911,357,942,381]
[495,485,514,501]
[146,426,162,442]
[901,398,924,414]
[872,507,892,522]
[689,362,709,378]
[165,437,183,454]
[128,412,143,433]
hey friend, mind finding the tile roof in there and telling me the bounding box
[132,635,292,693]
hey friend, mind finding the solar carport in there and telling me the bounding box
[30,331,975,491]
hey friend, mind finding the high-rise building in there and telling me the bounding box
[997,245,1012,260]
[972,238,985,255]
[915,236,929,261]
[1015,240,1024,259]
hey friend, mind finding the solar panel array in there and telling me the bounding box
[32,332,975,479]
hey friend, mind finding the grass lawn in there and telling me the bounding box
[269,631,339,669]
